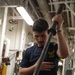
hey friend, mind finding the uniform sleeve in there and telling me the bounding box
[19,49,30,68]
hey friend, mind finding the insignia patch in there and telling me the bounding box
[48,50,55,58]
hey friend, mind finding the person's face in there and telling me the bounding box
[33,31,48,47]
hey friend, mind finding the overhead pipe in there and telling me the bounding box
[4,0,24,18]
[51,0,59,12]
[66,9,70,27]
[65,3,75,16]
[36,0,52,27]
[29,0,40,18]
[48,1,75,5]
[49,0,53,11]
[70,3,75,27]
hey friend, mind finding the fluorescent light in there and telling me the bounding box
[16,6,34,25]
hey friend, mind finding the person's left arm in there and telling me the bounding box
[52,14,69,58]
[56,31,69,58]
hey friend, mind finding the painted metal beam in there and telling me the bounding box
[0,7,8,64]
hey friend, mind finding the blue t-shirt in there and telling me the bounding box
[20,42,59,75]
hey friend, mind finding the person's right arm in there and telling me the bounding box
[19,61,54,75]
[19,49,37,75]
[19,64,36,75]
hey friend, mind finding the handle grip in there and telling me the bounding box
[48,4,65,35]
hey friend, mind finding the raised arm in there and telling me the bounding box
[52,14,69,58]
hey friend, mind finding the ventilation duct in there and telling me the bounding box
[36,0,52,27]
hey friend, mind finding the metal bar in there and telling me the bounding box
[66,9,70,27]
[9,50,22,52]
[0,7,8,64]
[48,9,70,13]
[70,3,75,27]
[8,16,23,19]
[33,32,53,75]
[49,0,53,11]
[65,3,75,16]
[9,51,17,58]
[29,0,40,18]
[67,27,75,30]
[0,5,17,8]
[48,1,75,5]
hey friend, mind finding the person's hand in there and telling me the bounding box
[34,59,54,71]
[52,14,64,30]
[40,62,54,71]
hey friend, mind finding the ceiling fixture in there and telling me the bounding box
[16,6,34,25]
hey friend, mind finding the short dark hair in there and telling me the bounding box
[32,18,49,32]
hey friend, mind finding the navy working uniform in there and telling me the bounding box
[20,42,60,75]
